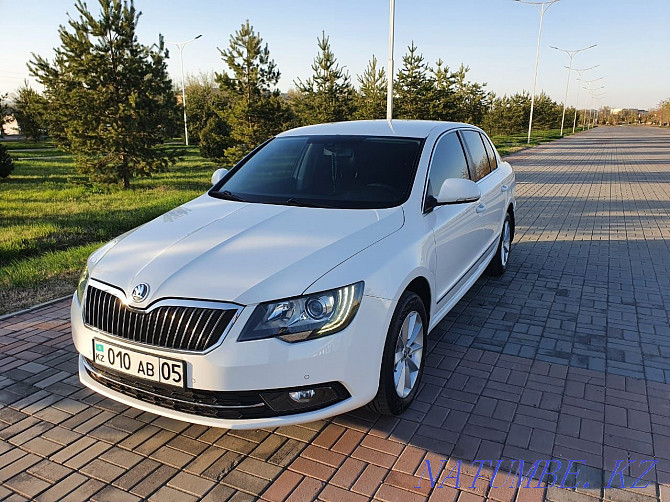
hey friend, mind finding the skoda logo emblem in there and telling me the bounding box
[131,283,150,302]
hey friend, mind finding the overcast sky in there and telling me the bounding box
[1,0,668,110]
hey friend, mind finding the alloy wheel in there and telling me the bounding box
[393,311,424,398]
[501,220,511,267]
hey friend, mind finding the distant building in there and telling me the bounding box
[611,108,647,115]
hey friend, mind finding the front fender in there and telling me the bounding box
[304,221,435,314]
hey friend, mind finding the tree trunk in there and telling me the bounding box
[122,156,130,189]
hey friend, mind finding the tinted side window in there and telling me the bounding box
[461,130,491,181]
[481,133,498,171]
[427,132,470,197]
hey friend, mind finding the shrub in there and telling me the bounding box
[0,143,14,178]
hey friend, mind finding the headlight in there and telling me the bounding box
[238,282,364,343]
[76,265,89,304]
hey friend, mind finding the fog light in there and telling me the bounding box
[260,382,350,414]
[289,389,316,403]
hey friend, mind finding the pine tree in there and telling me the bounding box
[214,20,286,164]
[29,0,177,188]
[428,59,456,121]
[451,64,490,126]
[395,42,433,120]
[293,32,355,125]
[355,55,386,120]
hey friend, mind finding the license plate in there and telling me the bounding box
[92,339,186,388]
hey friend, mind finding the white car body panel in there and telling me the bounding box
[71,120,516,429]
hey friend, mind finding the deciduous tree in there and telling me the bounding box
[12,82,47,141]
[183,73,225,146]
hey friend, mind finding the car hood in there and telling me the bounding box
[91,194,404,306]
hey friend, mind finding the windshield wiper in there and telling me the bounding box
[217,190,247,202]
[283,198,334,208]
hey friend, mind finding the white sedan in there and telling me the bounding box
[71,120,516,429]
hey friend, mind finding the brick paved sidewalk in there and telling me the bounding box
[2,126,670,501]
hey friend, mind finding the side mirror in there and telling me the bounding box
[433,178,481,206]
[211,168,229,186]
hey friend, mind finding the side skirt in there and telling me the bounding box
[428,238,498,333]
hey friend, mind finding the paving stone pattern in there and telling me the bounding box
[1,126,670,501]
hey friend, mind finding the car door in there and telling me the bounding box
[460,129,500,254]
[425,131,485,306]
[480,132,508,237]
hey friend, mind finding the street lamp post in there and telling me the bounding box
[580,77,604,130]
[387,0,395,123]
[569,65,598,133]
[515,0,560,144]
[550,44,596,136]
[591,92,606,127]
[168,35,202,146]
[582,85,604,129]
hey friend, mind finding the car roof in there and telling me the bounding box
[277,119,474,139]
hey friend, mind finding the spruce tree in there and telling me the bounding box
[293,32,355,125]
[29,0,177,188]
[215,20,286,164]
[395,42,433,120]
[355,55,386,120]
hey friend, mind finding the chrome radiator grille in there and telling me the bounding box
[84,285,237,352]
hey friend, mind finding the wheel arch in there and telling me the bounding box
[507,203,515,241]
[404,276,432,325]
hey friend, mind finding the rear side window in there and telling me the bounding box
[426,132,470,197]
[461,130,491,181]
[481,133,498,171]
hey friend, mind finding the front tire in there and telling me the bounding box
[488,213,512,276]
[370,291,427,415]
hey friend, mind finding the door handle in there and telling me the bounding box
[501,184,509,193]
[476,203,486,214]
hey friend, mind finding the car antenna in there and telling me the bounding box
[386,0,395,130]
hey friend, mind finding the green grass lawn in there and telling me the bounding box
[0,142,220,314]
[491,127,581,156]
[0,128,581,314]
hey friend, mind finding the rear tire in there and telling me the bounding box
[369,291,427,415]
[488,213,512,276]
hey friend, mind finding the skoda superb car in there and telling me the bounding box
[71,120,516,429]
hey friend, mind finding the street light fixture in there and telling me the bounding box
[569,65,598,133]
[550,44,597,136]
[515,0,560,144]
[168,34,203,146]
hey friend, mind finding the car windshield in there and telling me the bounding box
[211,135,423,209]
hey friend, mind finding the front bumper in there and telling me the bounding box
[72,291,394,429]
